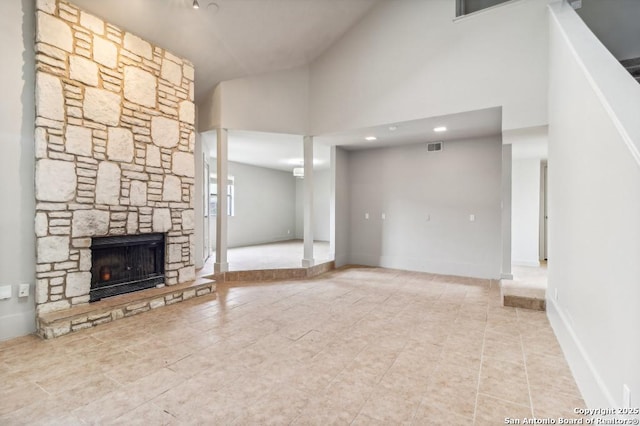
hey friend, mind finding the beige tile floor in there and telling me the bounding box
[0,267,585,425]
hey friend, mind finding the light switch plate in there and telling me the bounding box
[0,285,11,300]
[18,283,30,298]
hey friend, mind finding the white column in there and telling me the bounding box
[215,128,229,273]
[302,135,315,267]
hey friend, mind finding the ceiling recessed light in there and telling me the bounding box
[433,126,447,132]
[388,125,398,131]
[365,136,377,141]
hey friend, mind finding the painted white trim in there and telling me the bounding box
[348,254,501,280]
[500,273,514,280]
[546,296,617,409]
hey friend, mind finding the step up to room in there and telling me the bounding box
[501,279,546,311]
[214,261,335,283]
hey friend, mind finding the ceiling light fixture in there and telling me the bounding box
[193,0,200,9]
[293,167,304,178]
[433,126,447,132]
[365,136,377,141]
[388,125,398,131]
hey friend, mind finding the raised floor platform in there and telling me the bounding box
[37,276,217,339]
[213,261,335,283]
[37,259,336,339]
[501,263,547,311]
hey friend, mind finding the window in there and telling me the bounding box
[209,176,235,217]
[456,0,512,17]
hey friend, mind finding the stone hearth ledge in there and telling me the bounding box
[37,276,216,339]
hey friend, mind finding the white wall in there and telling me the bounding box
[0,0,36,341]
[211,161,296,249]
[511,158,541,266]
[501,144,512,278]
[295,178,303,239]
[334,147,350,267]
[194,126,213,268]
[199,66,310,135]
[194,127,204,268]
[346,136,503,278]
[295,169,331,241]
[309,0,549,135]
[548,2,640,409]
[313,169,331,241]
[198,83,222,136]
[576,0,640,61]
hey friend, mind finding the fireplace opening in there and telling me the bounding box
[90,233,165,302]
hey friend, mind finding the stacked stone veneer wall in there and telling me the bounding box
[33,0,196,319]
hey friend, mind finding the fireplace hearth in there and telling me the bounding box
[90,234,165,302]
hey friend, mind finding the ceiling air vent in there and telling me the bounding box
[427,142,443,152]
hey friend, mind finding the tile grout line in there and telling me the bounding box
[471,279,493,425]
[348,297,410,425]
[518,307,536,418]
[1,268,582,424]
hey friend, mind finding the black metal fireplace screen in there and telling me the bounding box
[90,233,165,302]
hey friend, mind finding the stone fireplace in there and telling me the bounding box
[34,0,197,335]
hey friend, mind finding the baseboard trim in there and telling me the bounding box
[546,296,617,409]
[0,310,36,342]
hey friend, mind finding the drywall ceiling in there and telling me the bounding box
[203,108,502,172]
[71,0,380,103]
[315,107,503,149]
[204,130,331,172]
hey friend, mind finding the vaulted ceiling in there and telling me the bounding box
[71,0,380,103]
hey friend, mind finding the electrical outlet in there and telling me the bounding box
[18,283,30,298]
[623,384,631,409]
[381,213,386,220]
[0,285,11,300]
